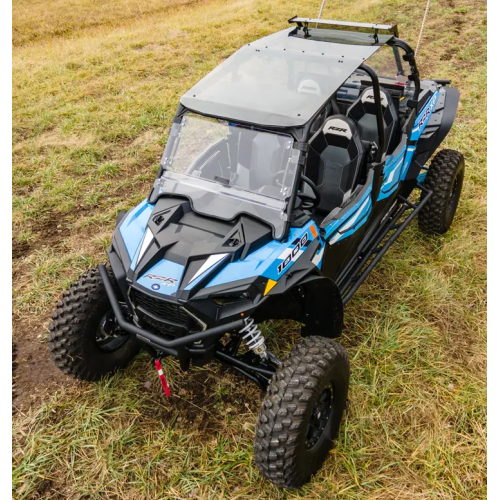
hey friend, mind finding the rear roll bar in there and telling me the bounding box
[359,64,385,161]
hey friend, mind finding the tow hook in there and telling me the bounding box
[154,358,171,397]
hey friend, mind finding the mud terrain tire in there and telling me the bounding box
[48,267,140,381]
[254,336,349,488]
[418,149,465,234]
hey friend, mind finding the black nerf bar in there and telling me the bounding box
[98,265,245,350]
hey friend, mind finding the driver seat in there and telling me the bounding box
[306,115,365,215]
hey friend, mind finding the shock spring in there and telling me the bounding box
[240,317,267,358]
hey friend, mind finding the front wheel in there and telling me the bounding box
[418,149,465,234]
[254,336,349,488]
[48,267,140,381]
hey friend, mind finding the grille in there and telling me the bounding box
[132,289,190,324]
[131,289,201,335]
[141,314,179,336]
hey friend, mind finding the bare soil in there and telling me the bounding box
[12,315,75,413]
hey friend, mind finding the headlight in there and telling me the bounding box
[211,292,251,306]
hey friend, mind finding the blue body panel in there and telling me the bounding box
[377,90,440,201]
[207,222,322,287]
[410,91,440,142]
[378,144,407,201]
[400,145,417,180]
[184,254,230,290]
[323,181,373,243]
[136,259,185,295]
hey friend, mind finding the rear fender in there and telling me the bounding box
[405,86,460,180]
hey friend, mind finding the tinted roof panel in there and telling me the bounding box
[180,28,383,127]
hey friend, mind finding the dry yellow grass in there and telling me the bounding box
[12,0,486,498]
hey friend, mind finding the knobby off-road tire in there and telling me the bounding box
[48,267,140,381]
[418,149,465,234]
[254,336,349,488]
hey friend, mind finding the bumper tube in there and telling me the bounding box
[98,265,245,352]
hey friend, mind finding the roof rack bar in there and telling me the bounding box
[288,16,398,37]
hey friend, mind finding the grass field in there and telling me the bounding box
[12,0,487,498]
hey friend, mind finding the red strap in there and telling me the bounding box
[154,359,171,397]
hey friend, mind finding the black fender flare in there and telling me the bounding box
[296,275,344,338]
[430,86,460,156]
[251,274,344,338]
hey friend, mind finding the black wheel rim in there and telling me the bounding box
[96,310,128,353]
[448,177,460,212]
[305,384,334,450]
[445,167,464,226]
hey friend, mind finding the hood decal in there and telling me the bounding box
[130,227,154,271]
[119,199,154,260]
[137,259,185,295]
[186,253,229,288]
[136,228,154,264]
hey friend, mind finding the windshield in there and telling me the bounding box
[158,113,300,239]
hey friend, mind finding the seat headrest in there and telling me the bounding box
[322,116,354,139]
[360,87,390,108]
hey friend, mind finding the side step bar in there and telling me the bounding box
[338,185,433,303]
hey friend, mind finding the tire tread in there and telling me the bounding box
[418,149,464,234]
[254,336,349,488]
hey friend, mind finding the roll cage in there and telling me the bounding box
[154,19,421,241]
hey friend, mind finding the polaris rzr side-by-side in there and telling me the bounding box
[49,18,464,488]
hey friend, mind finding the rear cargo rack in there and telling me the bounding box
[288,17,399,40]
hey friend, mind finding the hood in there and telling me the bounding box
[115,196,274,300]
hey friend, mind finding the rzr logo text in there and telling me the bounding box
[328,126,347,133]
[417,93,439,130]
[277,234,308,274]
[418,107,431,129]
[144,274,179,286]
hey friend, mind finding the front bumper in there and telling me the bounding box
[98,265,245,355]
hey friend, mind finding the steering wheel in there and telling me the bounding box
[272,171,321,210]
[298,175,321,210]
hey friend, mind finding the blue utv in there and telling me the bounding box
[49,18,464,488]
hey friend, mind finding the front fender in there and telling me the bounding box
[297,275,343,338]
[253,274,344,338]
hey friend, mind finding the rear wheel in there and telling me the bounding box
[254,336,349,488]
[418,149,465,234]
[48,267,140,381]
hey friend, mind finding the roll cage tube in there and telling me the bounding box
[283,63,386,236]
[391,38,421,97]
[358,64,385,162]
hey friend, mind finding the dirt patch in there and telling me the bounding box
[12,205,91,261]
[37,131,96,149]
[12,239,31,259]
[453,16,465,34]
[139,363,261,439]
[12,315,75,414]
[13,131,96,153]
[130,130,160,147]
